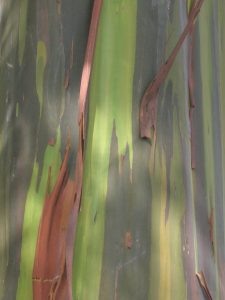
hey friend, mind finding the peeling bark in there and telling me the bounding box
[32,0,103,298]
[196,271,213,300]
[139,0,204,142]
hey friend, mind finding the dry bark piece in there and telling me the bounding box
[78,0,103,132]
[139,0,204,141]
[196,271,213,300]
[32,141,74,299]
[63,0,104,294]
[124,231,133,249]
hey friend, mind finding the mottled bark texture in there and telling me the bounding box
[0,1,225,300]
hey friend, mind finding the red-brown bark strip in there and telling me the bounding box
[32,0,103,299]
[32,140,72,299]
[196,271,213,300]
[124,231,133,250]
[78,0,103,136]
[139,0,204,141]
[65,1,103,298]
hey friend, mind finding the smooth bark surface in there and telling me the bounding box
[0,1,225,300]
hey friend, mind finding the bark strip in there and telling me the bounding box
[196,271,213,300]
[32,0,103,299]
[139,0,204,141]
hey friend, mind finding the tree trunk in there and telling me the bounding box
[0,0,224,299]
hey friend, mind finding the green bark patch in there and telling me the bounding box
[73,1,137,299]
[16,129,61,300]
[36,41,47,117]
[149,91,186,300]
[197,2,219,298]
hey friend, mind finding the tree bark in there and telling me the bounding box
[0,1,225,300]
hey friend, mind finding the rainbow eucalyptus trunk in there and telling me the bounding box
[1,1,225,300]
